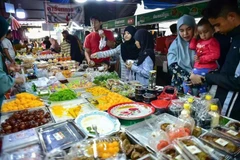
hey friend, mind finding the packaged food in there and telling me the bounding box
[2,144,43,160]
[37,120,86,153]
[175,136,218,160]
[2,128,39,152]
[68,137,125,159]
[213,126,240,143]
[200,132,240,156]
[148,130,169,152]
[117,132,149,159]
[157,144,190,160]
[226,121,240,132]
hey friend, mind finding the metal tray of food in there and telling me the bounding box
[175,136,220,160]
[1,143,43,160]
[49,100,96,122]
[200,131,240,158]
[2,128,39,152]
[125,113,185,153]
[0,106,54,136]
[37,119,87,153]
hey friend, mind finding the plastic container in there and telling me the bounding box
[175,136,219,160]
[68,136,126,160]
[168,99,184,117]
[148,130,170,152]
[200,132,240,157]
[157,144,190,160]
[226,121,240,132]
[2,128,39,152]
[213,126,240,144]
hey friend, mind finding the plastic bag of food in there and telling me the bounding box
[148,130,170,152]
[165,124,191,142]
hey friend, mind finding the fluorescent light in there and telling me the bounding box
[75,0,87,3]
[106,0,115,2]
[117,0,123,1]
[16,8,26,19]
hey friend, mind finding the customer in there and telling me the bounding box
[49,38,60,53]
[0,16,24,106]
[1,30,15,64]
[84,16,115,67]
[61,35,70,55]
[125,29,155,87]
[167,15,196,93]
[190,0,240,120]
[43,36,51,50]
[165,23,177,52]
[91,26,140,81]
[62,30,84,63]
[188,18,220,95]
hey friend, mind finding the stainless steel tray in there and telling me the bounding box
[37,119,87,153]
[0,106,55,136]
[125,113,185,153]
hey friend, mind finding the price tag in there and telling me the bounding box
[186,145,202,155]
[53,132,65,141]
[227,130,238,136]
[215,138,229,147]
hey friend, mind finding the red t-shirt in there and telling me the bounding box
[84,30,115,64]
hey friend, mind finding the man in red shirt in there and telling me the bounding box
[84,16,115,66]
[164,23,177,53]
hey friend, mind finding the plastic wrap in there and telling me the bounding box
[200,132,240,157]
[213,126,240,144]
[157,144,190,160]
[37,120,87,153]
[175,136,219,160]
[67,136,126,160]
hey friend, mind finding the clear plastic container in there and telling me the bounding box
[68,136,126,160]
[175,136,219,160]
[148,130,170,152]
[200,132,240,157]
[157,144,190,160]
[209,105,220,128]
[213,126,240,144]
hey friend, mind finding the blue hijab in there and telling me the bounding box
[167,15,196,72]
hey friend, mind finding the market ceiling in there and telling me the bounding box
[0,0,203,25]
[0,0,141,25]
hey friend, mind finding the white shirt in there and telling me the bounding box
[1,38,15,62]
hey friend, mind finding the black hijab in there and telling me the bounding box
[121,26,140,62]
[134,29,155,66]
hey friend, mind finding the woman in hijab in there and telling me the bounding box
[0,16,24,107]
[126,29,155,87]
[167,15,196,93]
[49,38,60,53]
[91,26,140,81]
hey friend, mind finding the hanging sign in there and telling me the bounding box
[102,16,135,29]
[45,2,84,24]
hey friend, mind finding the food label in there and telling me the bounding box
[8,129,36,142]
[227,130,238,136]
[175,155,184,160]
[204,145,214,153]
[186,145,202,155]
[215,138,229,147]
[53,132,65,141]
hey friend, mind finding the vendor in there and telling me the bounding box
[125,29,155,87]
[0,16,24,107]
[167,15,196,93]
[90,26,140,81]
[49,38,60,53]
[191,0,240,121]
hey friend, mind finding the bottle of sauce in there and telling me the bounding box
[179,103,195,133]
[209,105,220,128]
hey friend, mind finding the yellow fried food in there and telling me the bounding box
[52,105,82,118]
[87,140,120,159]
[86,86,132,110]
[2,93,44,112]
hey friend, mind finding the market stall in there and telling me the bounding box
[1,55,240,160]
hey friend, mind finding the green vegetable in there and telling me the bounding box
[93,72,119,86]
[48,89,77,101]
[86,126,96,134]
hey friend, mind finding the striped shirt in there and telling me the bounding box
[61,40,70,55]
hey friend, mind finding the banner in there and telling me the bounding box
[102,16,135,29]
[45,2,84,24]
[137,2,207,25]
